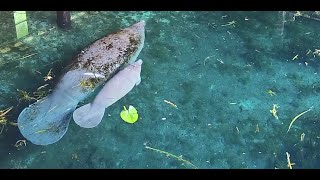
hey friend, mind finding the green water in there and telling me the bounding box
[0,11,320,169]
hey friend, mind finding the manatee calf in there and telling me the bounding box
[17,21,146,145]
[73,59,143,128]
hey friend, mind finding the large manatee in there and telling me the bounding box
[17,21,146,145]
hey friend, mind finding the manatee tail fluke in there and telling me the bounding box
[17,96,74,145]
[73,103,105,128]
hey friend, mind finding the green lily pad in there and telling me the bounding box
[120,105,139,124]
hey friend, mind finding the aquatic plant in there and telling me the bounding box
[43,68,53,81]
[270,104,279,120]
[286,152,295,169]
[17,53,37,60]
[120,105,138,124]
[221,20,236,27]
[0,106,15,134]
[163,99,178,109]
[79,78,99,90]
[287,107,313,133]
[16,89,36,102]
[267,89,276,96]
[33,89,48,100]
[14,140,27,150]
[145,145,198,169]
[313,49,320,57]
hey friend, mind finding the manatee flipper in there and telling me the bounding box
[18,96,75,145]
[73,103,105,128]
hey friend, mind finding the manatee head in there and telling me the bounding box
[120,21,146,65]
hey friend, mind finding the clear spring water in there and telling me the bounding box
[0,11,320,169]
